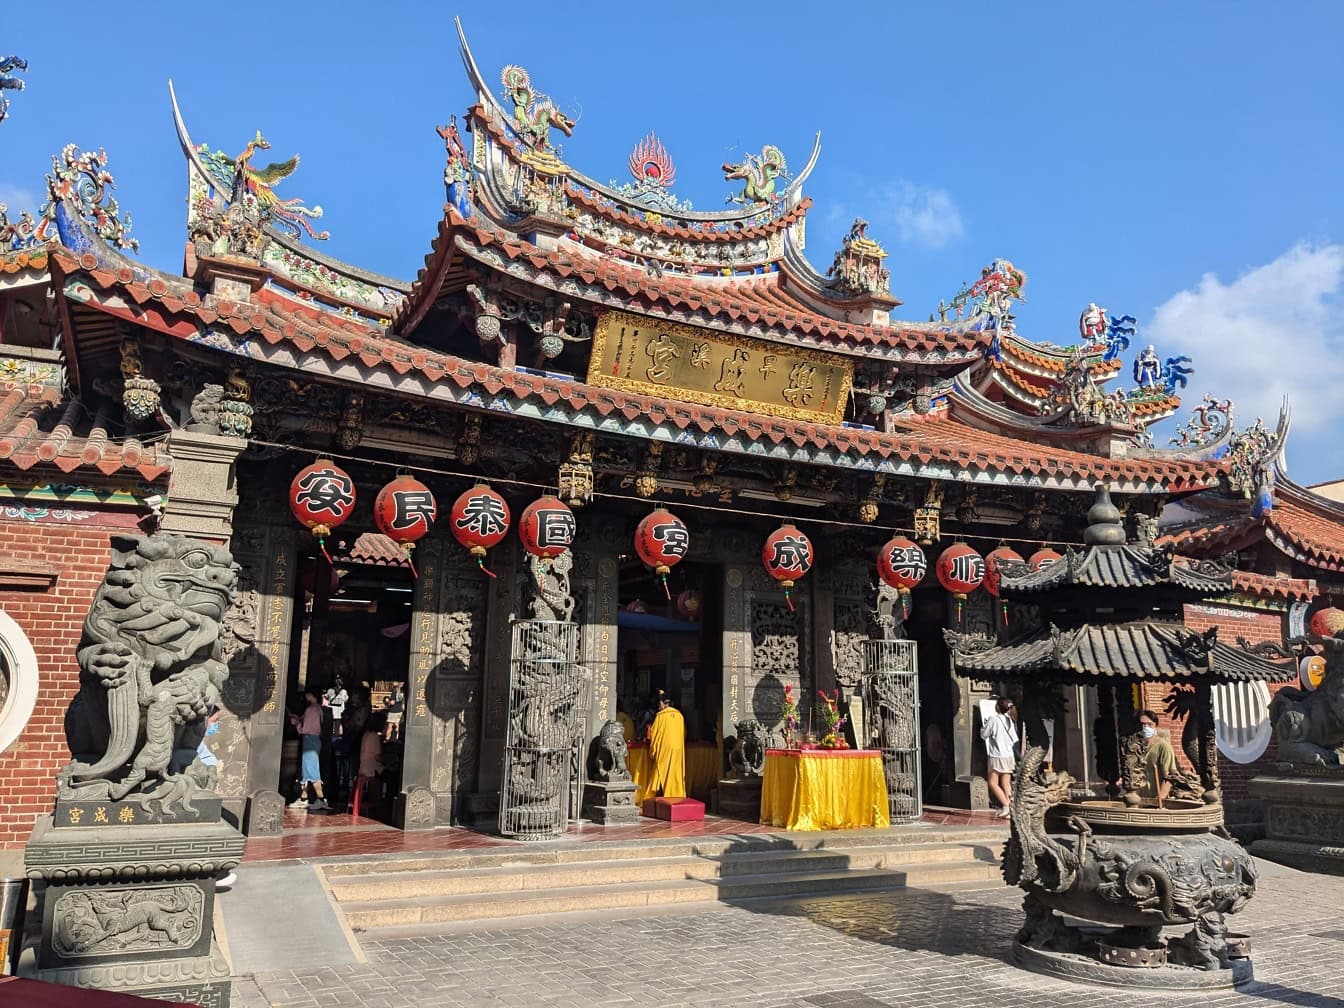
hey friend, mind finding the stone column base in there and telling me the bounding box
[22,815,244,1006]
[714,775,762,821]
[1248,772,1344,875]
[582,779,638,825]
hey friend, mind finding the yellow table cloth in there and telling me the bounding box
[628,741,718,806]
[760,748,890,831]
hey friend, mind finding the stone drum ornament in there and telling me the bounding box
[374,472,437,575]
[451,484,511,577]
[635,507,689,599]
[763,523,813,612]
[877,535,926,621]
[518,494,577,561]
[289,458,356,563]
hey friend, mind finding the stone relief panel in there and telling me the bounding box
[51,885,205,959]
[832,598,868,690]
[748,596,810,727]
[426,557,488,808]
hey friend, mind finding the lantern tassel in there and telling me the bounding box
[317,535,333,566]
[1000,598,1009,628]
[956,593,965,629]
[661,572,670,600]
[477,556,497,579]
[408,556,419,579]
[785,588,794,613]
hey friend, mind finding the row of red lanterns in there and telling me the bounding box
[289,460,1062,604]
[288,459,576,576]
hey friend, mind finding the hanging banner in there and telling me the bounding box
[587,309,853,424]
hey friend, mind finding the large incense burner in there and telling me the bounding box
[947,485,1293,989]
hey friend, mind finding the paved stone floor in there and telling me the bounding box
[230,860,1344,1008]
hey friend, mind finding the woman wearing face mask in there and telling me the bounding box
[1136,709,1177,808]
[980,697,1019,817]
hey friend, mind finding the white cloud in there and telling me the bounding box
[881,180,966,250]
[1147,244,1344,474]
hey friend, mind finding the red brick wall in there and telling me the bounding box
[0,513,138,849]
[1180,602,1286,803]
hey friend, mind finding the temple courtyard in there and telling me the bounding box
[223,841,1344,1008]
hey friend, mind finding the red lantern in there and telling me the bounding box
[635,508,689,599]
[1029,547,1063,571]
[374,474,437,575]
[983,545,1025,598]
[763,523,813,612]
[676,590,701,621]
[877,535,924,621]
[450,484,511,577]
[518,495,577,560]
[936,542,984,625]
[1309,607,1344,639]
[290,458,356,563]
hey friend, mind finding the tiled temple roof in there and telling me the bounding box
[997,546,1235,594]
[48,246,1231,493]
[945,622,1295,683]
[0,381,171,481]
[1160,484,1344,573]
[395,209,995,362]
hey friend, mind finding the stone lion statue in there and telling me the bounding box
[730,719,770,777]
[61,533,239,811]
[591,719,630,781]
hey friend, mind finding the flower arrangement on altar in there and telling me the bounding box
[817,689,849,749]
[778,683,800,748]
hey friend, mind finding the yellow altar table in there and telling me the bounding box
[628,741,718,806]
[760,748,890,831]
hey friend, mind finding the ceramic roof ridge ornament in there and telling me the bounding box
[501,63,576,154]
[1083,484,1127,546]
[0,55,26,125]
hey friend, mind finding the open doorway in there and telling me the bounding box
[615,559,722,801]
[281,543,414,822]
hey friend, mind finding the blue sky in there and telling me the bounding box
[2,3,1341,482]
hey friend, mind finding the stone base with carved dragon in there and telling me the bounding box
[1005,744,1257,989]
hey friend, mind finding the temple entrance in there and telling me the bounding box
[279,542,415,821]
[615,558,723,803]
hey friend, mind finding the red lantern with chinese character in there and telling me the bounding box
[936,542,984,625]
[374,473,437,576]
[676,590,701,622]
[876,535,925,621]
[450,484,511,577]
[1029,547,1063,571]
[635,507,689,599]
[763,523,813,612]
[290,458,356,563]
[518,495,577,561]
[1309,607,1344,639]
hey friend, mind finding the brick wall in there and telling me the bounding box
[0,513,138,849]
[1176,601,1286,803]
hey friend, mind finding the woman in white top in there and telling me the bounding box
[980,697,1019,817]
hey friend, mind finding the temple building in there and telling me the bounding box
[0,25,1337,845]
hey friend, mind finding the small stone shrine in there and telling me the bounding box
[1249,633,1344,874]
[22,532,243,1007]
[946,484,1294,990]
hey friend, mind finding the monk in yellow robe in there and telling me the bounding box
[647,693,686,800]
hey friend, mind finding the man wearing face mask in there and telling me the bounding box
[1136,709,1178,809]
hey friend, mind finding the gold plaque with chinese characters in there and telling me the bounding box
[587,311,853,425]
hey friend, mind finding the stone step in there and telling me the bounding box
[328,841,999,902]
[340,859,1004,931]
[320,826,1007,878]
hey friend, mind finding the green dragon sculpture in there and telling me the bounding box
[723,145,787,207]
[501,65,575,153]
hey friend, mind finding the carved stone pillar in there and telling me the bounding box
[577,553,619,735]
[237,525,297,837]
[161,430,247,544]
[465,539,520,826]
[396,541,488,829]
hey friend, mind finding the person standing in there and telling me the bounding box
[981,697,1019,818]
[646,691,686,801]
[1137,709,1179,808]
[288,689,328,812]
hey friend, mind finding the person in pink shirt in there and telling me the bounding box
[288,689,328,812]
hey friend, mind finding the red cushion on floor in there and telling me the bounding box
[647,797,704,821]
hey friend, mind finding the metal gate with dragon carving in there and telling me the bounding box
[861,639,922,824]
[499,618,582,839]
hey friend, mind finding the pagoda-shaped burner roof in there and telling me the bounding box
[946,622,1294,684]
[999,546,1235,595]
